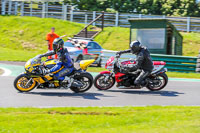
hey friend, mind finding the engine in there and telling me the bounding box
[118,75,135,87]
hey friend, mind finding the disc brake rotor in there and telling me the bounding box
[149,77,163,88]
[98,76,113,88]
[18,78,32,88]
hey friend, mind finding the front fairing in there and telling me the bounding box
[105,56,115,69]
[25,58,41,73]
[79,59,95,70]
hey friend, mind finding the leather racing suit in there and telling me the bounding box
[40,48,74,80]
[119,46,154,85]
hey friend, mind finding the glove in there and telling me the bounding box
[116,51,121,55]
[116,51,121,58]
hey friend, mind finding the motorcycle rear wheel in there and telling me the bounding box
[146,73,168,91]
[70,72,93,93]
[14,74,37,92]
[94,74,115,90]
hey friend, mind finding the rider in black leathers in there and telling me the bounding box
[117,40,154,86]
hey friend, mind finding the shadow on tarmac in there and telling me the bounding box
[23,92,114,100]
[107,90,184,97]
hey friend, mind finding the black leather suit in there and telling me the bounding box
[119,46,154,85]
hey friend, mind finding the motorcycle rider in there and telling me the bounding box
[38,38,74,83]
[117,40,154,86]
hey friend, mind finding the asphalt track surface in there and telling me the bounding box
[0,76,199,107]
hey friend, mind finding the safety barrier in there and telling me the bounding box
[196,50,200,73]
[101,50,198,73]
[1,0,200,32]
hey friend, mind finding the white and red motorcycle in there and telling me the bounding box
[94,53,168,91]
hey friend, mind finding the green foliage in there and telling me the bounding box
[160,0,200,16]
[64,0,200,17]
[66,0,110,11]
[109,0,138,13]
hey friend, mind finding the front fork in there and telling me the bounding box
[104,72,114,82]
[25,78,34,87]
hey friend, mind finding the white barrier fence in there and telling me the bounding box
[101,50,135,67]
[1,0,200,32]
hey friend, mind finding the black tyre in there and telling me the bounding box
[146,73,168,91]
[70,72,93,93]
[14,74,37,92]
[76,55,83,62]
[94,74,115,90]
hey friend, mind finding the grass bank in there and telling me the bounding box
[95,27,200,56]
[0,106,200,133]
[0,16,84,61]
[0,16,200,61]
[1,16,200,78]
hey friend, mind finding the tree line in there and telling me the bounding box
[63,0,200,17]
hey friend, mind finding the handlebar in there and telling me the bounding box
[116,52,121,59]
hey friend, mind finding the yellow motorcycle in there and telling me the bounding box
[14,56,95,93]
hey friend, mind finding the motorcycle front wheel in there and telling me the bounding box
[94,74,115,90]
[70,72,93,93]
[14,74,37,92]
[146,73,168,91]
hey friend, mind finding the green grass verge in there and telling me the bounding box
[166,71,200,79]
[87,66,107,72]
[0,106,200,133]
[0,47,41,61]
[87,67,200,79]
